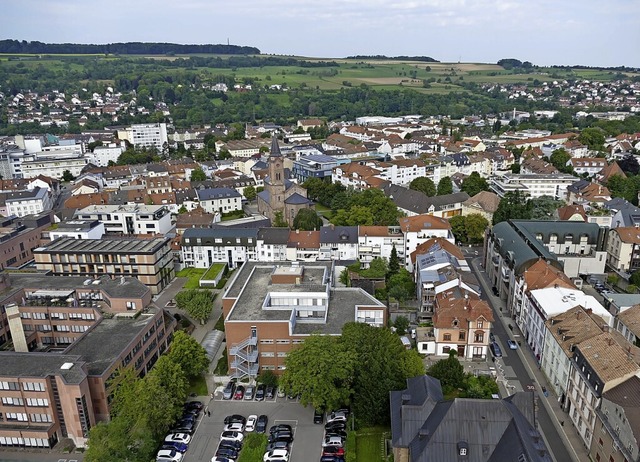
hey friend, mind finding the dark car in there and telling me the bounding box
[256,414,268,433]
[320,456,345,462]
[314,409,324,424]
[182,407,200,419]
[492,286,499,296]
[266,441,290,452]
[218,440,242,451]
[161,442,188,453]
[269,424,292,434]
[325,421,346,431]
[215,447,239,460]
[255,384,266,401]
[222,381,236,400]
[179,414,197,423]
[325,429,347,439]
[184,400,204,412]
[489,332,495,342]
[224,414,247,426]
[490,341,503,358]
[171,424,195,434]
[268,431,294,444]
[323,446,346,457]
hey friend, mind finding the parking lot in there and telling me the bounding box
[183,394,325,462]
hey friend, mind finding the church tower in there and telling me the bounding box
[267,135,285,213]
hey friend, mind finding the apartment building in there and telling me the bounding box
[180,228,258,269]
[128,123,168,150]
[48,220,105,241]
[490,173,579,200]
[74,204,172,236]
[398,215,454,270]
[222,261,387,378]
[21,152,88,179]
[0,212,53,270]
[292,154,340,182]
[0,272,175,449]
[84,142,125,167]
[195,187,243,215]
[33,237,175,294]
[606,227,640,275]
[357,226,404,269]
[319,226,358,261]
[5,187,53,218]
[256,228,290,262]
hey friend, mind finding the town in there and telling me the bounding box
[0,52,640,462]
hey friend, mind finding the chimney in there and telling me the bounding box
[608,338,614,346]
[602,325,609,333]
[576,311,581,320]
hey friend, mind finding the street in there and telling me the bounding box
[465,249,577,462]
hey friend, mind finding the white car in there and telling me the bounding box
[245,414,257,432]
[224,422,245,432]
[263,449,289,461]
[322,435,344,447]
[156,448,183,461]
[220,430,244,442]
[326,411,347,423]
[164,433,192,445]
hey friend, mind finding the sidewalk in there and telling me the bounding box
[470,257,588,462]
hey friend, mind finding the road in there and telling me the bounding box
[465,250,575,462]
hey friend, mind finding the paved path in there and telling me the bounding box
[470,257,587,462]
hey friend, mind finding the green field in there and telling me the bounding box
[176,267,207,289]
[355,427,390,462]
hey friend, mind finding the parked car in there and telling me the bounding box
[268,431,294,444]
[244,385,255,400]
[161,442,188,453]
[156,448,184,462]
[263,449,290,462]
[164,433,192,445]
[325,421,346,431]
[220,431,244,442]
[245,414,257,432]
[184,400,204,412]
[224,422,245,433]
[215,447,239,460]
[314,409,324,424]
[255,384,266,401]
[269,424,292,434]
[490,341,503,358]
[266,385,275,399]
[218,440,242,451]
[507,339,518,350]
[266,441,290,452]
[326,411,347,423]
[171,421,195,434]
[224,415,246,426]
[276,387,286,398]
[322,435,344,447]
[234,385,245,400]
[325,429,347,440]
[323,446,345,457]
[211,458,233,462]
[320,456,345,462]
[256,414,268,433]
[492,286,499,296]
[222,381,236,400]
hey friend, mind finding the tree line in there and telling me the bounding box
[0,39,259,55]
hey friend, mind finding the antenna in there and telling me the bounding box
[227,38,230,46]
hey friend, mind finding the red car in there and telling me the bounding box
[234,385,245,400]
[323,446,345,457]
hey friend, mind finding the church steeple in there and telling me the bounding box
[270,135,282,157]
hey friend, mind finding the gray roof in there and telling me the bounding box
[196,187,241,201]
[489,221,547,274]
[182,227,258,246]
[64,312,160,376]
[382,184,469,214]
[270,135,282,158]
[35,237,170,255]
[284,193,311,205]
[390,375,551,462]
[604,198,634,211]
[0,352,86,384]
[257,227,291,244]
[5,187,47,203]
[320,226,358,244]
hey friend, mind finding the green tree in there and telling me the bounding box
[393,316,410,335]
[449,215,467,244]
[62,169,75,182]
[437,176,453,195]
[166,331,209,380]
[549,148,572,173]
[243,185,257,201]
[529,196,564,220]
[273,211,289,227]
[464,213,490,244]
[426,351,465,394]
[332,205,374,226]
[579,128,606,151]
[409,176,436,196]
[175,289,214,324]
[143,356,188,439]
[190,167,207,182]
[460,172,489,197]
[257,370,279,388]
[619,154,640,176]
[388,244,401,278]
[629,271,640,287]
[361,258,388,279]
[347,188,401,226]
[178,205,188,214]
[510,163,521,173]
[293,208,323,230]
[281,334,356,412]
[387,269,415,302]
[492,190,532,225]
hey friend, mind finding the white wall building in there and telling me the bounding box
[5,187,53,217]
[195,188,243,215]
[128,123,168,150]
[180,228,258,269]
[75,204,172,236]
[357,226,405,268]
[85,142,126,167]
[49,220,106,240]
[21,151,88,179]
[490,173,579,200]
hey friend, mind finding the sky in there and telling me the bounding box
[1,0,639,67]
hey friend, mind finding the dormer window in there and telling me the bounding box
[460,448,467,456]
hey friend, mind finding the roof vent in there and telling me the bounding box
[60,362,74,370]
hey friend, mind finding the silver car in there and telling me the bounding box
[244,385,255,400]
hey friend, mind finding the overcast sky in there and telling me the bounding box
[2,0,639,67]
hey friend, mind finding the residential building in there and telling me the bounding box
[286,230,321,262]
[331,162,385,190]
[566,333,640,448]
[319,226,358,261]
[382,184,469,218]
[21,152,88,179]
[614,304,640,347]
[398,215,454,270]
[175,207,216,235]
[0,272,175,448]
[357,226,404,269]
[5,187,53,217]
[180,228,258,269]
[128,123,168,150]
[291,154,340,182]
[222,261,387,378]
[606,227,640,275]
[490,173,579,200]
[541,306,606,400]
[74,204,172,236]
[256,228,290,262]
[196,187,242,216]
[48,220,105,241]
[461,190,500,222]
[591,376,640,462]
[390,375,552,462]
[33,237,175,294]
[569,158,608,177]
[0,212,54,270]
[84,142,125,167]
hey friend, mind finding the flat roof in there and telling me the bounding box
[0,352,86,384]
[35,236,169,254]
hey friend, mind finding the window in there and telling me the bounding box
[477,320,483,329]
[460,448,467,456]
[443,333,451,341]
[459,332,466,341]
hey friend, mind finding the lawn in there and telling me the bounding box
[202,263,225,282]
[187,374,208,396]
[176,267,207,289]
[315,204,333,219]
[355,427,390,462]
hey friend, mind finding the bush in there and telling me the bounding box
[214,314,225,332]
[237,433,267,462]
[214,348,228,375]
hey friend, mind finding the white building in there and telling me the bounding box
[49,220,106,240]
[180,228,258,269]
[524,286,611,362]
[318,226,359,261]
[398,215,455,269]
[74,204,172,236]
[85,142,126,167]
[490,173,579,200]
[5,187,53,217]
[195,188,243,216]
[128,123,168,150]
[358,226,405,269]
